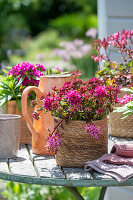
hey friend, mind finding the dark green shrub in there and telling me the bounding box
[50,13,97,38]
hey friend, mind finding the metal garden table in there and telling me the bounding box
[0,136,133,200]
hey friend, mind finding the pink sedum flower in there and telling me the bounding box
[46,130,63,153]
[84,123,102,139]
[42,96,58,111]
[65,90,81,105]
[95,86,107,97]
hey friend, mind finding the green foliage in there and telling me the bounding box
[96,61,133,86]
[71,55,98,79]
[50,13,97,38]
[23,30,66,52]
[0,0,97,65]
[0,75,22,110]
[115,88,133,119]
[2,181,100,200]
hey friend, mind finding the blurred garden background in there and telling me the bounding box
[0,0,98,79]
[0,0,100,199]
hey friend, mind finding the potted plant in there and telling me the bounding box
[31,77,120,167]
[115,88,133,117]
[21,72,81,155]
[0,62,65,143]
[113,87,133,138]
[91,29,133,137]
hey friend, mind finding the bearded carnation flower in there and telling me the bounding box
[84,123,102,139]
[65,90,81,105]
[8,62,45,87]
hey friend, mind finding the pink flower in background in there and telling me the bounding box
[84,123,102,139]
[52,38,92,62]
[91,54,105,63]
[70,50,83,59]
[51,49,70,62]
[55,67,63,72]
[36,63,46,71]
[80,44,92,55]
[36,53,45,62]
[85,28,97,38]
[74,39,84,46]
[119,94,133,104]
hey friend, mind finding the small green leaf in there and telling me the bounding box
[16,99,22,112]
[15,77,24,88]
[2,69,9,74]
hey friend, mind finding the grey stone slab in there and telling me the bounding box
[62,168,92,180]
[9,144,37,177]
[93,172,114,180]
[27,145,65,179]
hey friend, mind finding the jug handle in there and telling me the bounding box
[21,86,43,142]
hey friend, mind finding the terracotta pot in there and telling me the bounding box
[21,74,72,155]
[55,117,108,167]
[0,114,21,158]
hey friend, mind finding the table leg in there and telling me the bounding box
[98,187,107,200]
[64,186,84,200]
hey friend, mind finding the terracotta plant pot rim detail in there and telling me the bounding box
[41,73,71,78]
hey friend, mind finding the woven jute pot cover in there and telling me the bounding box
[55,117,108,167]
[109,88,133,138]
[109,112,133,138]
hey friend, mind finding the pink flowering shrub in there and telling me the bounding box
[92,29,133,87]
[32,77,120,153]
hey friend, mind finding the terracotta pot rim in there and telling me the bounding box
[40,73,71,78]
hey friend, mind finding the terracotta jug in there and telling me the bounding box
[21,74,72,155]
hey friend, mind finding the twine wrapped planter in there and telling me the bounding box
[109,88,133,138]
[109,112,133,138]
[55,117,108,167]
